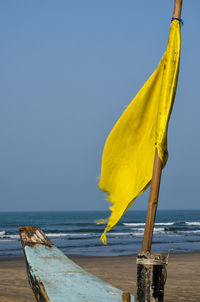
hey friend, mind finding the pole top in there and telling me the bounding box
[172,0,183,19]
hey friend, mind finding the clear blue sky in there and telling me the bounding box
[0,1,200,211]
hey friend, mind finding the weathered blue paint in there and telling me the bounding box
[25,244,134,302]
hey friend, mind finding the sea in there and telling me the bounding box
[0,210,200,258]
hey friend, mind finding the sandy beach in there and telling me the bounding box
[0,252,199,302]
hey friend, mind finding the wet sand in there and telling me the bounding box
[0,252,199,301]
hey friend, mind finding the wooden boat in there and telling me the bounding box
[19,226,134,302]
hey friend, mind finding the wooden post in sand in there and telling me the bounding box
[135,1,183,301]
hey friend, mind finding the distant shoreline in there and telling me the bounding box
[1,250,200,261]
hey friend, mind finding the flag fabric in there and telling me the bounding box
[99,20,181,245]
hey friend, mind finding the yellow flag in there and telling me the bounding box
[99,20,181,244]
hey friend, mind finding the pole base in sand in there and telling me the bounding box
[135,252,167,302]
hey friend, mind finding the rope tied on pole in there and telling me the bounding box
[171,17,184,25]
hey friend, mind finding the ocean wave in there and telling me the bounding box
[0,232,20,240]
[46,233,90,238]
[155,222,174,226]
[1,225,200,242]
[154,228,165,232]
[123,222,174,226]
[122,228,166,237]
[109,232,132,236]
[46,233,72,237]
[1,234,20,240]
[9,235,20,239]
[180,230,200,234]
[131,227,165,233]
[132,232,143,237]
[0,232,91,241]
[0,239,20,242]
[66,228,104,233]
[123,223,145,226]
[185,222,200,226]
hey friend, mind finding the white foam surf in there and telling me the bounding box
[123,222,174,227]
[185,222,200,226]
[46,233,90,238]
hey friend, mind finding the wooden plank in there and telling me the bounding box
[122,292,131,302]
[19,226,134,302]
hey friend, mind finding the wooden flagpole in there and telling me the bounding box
[142,149,162,252]
[136,1,183,301]
[172,0,183,19]
[142,0,183,252]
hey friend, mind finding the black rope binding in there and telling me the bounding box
[171,17,184,25]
